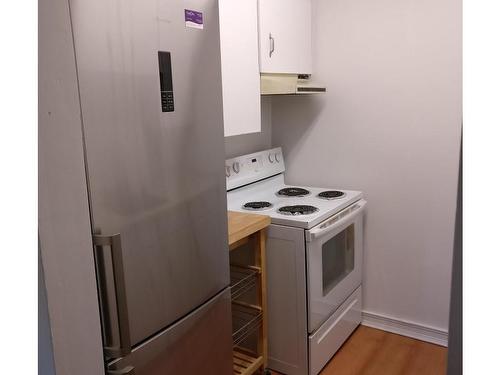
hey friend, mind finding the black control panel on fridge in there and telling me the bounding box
[158,51,174,112]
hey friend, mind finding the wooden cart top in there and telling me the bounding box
[227,211,271,249]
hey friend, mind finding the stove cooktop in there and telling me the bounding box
[278,205,319,216]
[277,187,311,197]
[227,175,363,229]
[242,201,273,211]
[225,147,363,229]
[317,190,346,200]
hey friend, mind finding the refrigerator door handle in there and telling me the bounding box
[107,366,135,375]
[93,233,132,358]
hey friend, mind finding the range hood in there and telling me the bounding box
[260,73,327,95]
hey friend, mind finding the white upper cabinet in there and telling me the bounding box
[296,0,312,74]
[258,0,312,74]
[219,0,262,137]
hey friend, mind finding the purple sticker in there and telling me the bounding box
[185,9,203,29]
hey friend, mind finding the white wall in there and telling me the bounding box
[224,97,272,158]
[272,0,461,334]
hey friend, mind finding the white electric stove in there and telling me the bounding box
[227,173,362,229]
[226,147,367,375]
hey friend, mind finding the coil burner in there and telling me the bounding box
[278,205,319,216]
[242,201,273,211]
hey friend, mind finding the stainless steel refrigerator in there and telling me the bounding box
[68,0,233,373]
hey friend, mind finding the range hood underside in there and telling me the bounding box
[260,73,326,95]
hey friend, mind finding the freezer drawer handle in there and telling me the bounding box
[107,366,135,375]
[93,233,132,358]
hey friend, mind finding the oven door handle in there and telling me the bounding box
[306,200,367,242]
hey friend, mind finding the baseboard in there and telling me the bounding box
[361,311,448,347]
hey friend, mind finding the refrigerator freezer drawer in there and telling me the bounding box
[308,286,362,375]
[108,288,233,375]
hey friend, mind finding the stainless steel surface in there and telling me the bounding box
[108,288,233,375]
[266,224,308,375]
[93,234,132,358]
[70,0,230,347]
[39,0,105,372]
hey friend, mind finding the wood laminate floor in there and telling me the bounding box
[271,326,447,375]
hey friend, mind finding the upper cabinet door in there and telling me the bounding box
[220,0,262,137]
[258,0,312,74]
[258,0,299,74]
[296,0,312,74]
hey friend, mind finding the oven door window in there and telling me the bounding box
[322,224,355,296]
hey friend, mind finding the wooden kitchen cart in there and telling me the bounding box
[227,211,271,375]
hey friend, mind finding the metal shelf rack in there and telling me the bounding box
[230,265,259,300]
[232,302,263,346]
[228,211,270,375]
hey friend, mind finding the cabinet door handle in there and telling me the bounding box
[269,33,275,57]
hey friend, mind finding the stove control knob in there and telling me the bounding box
[232,162,240,173]
[275,153,281,163]
[225,166,231,177]
[268,153,275,163]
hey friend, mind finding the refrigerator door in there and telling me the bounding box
[70,0,230,347]
[108,288,233,375]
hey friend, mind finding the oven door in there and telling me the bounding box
[305,199,366,333]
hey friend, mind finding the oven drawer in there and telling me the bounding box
[308,286,362,375]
